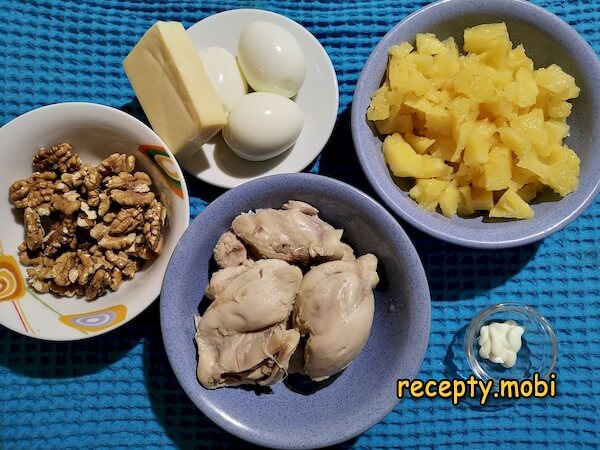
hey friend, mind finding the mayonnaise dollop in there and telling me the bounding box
[478,320,525,368]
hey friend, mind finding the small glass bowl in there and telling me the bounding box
[464,302,558,382]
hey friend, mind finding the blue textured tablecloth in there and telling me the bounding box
[1,0,598,448]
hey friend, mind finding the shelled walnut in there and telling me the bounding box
[9,145,167,300]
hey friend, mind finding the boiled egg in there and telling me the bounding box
[222,92,303,161]
[237,21,306,98]
[199,47,248,113]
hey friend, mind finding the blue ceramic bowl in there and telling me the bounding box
[351,0,600,248]
[160,173,430,449]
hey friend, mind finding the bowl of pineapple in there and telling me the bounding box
[351,0,600,248]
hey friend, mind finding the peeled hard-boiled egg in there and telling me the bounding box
[237,21,306,98]
[199,47,248,113]
[222,92,303,161]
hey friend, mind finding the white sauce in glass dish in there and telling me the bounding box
[478,320,525,368]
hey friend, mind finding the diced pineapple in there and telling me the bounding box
[490,190,534,219]
[545,119,570,144]
[425,89,451,105]
[534,64,580,100]
[471,187,494,211]
[464,23,511,54]
[367,85,390,121]
[410,53,435,77]
[464,120,497,166]
[416,33,447,55]
[431,41,460,82]
[511,165,537,187]
[451,120,474,162]
[506,45,534,74]
[504,67,538,107]
[404,97,453,136]
[389,60,433,95]
[517,145,580,196]
[367,25,580,221]
[499,126,531,156]
[404,133,435,154]
[429,136,455,161]
[546,96,572,119]
[455,56,499,103]
[457,186,475,215]
[479,101,516,123]
[383,133,452,178]
[439,185,460,217]
[510,109,550,156]
[481,146,512,190]
[374,102,413,134]
[409,179,448,211]
[454,163,476,186]
[517,183,538,202]
[389,42,414,59]
[448,97,479,124]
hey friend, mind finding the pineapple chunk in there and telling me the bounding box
[439,185,460,217]
[367,85,390,121]
[517,146,580,196]
[431,40,460,82]
[389,60,433,95]
[545,119,570,144]
[517,183,538,202]
[490,190,534,219]
[389,42,414,59]
[374,110,413,135]
[383,133,452,178]
[471,188,494,211]
[457,186,475,215]
[416,33,446,55]
[455,56,498,103]
[464,120,497,166]
[464,23,511,54]
[410,53,435,77]
[499,126,531,156]
[454,163,476,187]
[504,67,538,107]
[409,179,448,211]
[430,136,455,161]
[481,146,512,190]
[534,64,580,100]
[506,45,534,73]
[404,133,435,154]
[546,96,572,119]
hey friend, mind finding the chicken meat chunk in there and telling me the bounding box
[195,259,302,389]
[293,254,379,381]
[231,201,347,265]
[213,231,249,268]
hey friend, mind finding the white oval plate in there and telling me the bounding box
[183,9,339,189]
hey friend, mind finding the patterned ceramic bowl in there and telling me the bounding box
[351,0,600,248]
[160,173,430,448]
[0,102,189,341]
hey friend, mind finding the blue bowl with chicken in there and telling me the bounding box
[160,173,430,449]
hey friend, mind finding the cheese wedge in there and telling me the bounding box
[123,21,227,157]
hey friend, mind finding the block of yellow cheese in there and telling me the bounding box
[123,21,227,157]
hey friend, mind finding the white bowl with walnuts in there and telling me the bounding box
[0,102,189,341]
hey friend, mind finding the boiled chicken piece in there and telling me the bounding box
[293,254,379,381]
[213,231,248,268]
[195,259,302,389]
[231,201,347,265]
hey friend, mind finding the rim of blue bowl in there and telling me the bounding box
[351,0,600,249]
[160,173,431,449]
